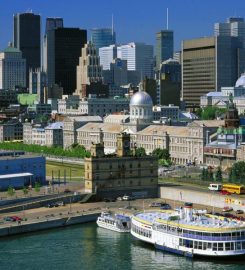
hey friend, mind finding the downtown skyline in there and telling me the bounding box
[1,0,245,51]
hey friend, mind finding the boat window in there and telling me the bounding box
[242,242,245,249]
[213,243,218,251]
[189,240,193,248]
[198,242,202,249]
[218,243,223,251]
[203,242,207,250]
[225,242,231,251]
[236,242,242,250]
[230,242,235,250]
[194,241,198,249]
[207,242,212,249]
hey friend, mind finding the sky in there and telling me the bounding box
[1,0,245,51]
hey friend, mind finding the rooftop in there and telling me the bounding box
[0,154,44,161]
[77,122,123,133]
[134,210,245,232]
[137,125,189,136]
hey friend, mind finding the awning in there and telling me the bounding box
[0,172,33,180]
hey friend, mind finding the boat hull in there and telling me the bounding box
[97,220,130,233]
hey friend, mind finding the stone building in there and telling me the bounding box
[84,133,158,198]
[0,120,23,142]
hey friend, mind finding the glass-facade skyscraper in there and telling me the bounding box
[13,12,41,86]
[91,28,116,50]
[156,30,173,71]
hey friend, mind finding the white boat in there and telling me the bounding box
[131,202,245,258]
[97,212,131,233]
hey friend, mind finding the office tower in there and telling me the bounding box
[117,42,154,80]
[91,28,116,50]
[181,36,245,108]
[99,45,117,70]
[45,17,63,32]
[43,19,87,95]
[29,68,47,103]
[156,30,174,70]
[75,42,108,98]
[13,12,41,86]
[0,43,26,90]
[159,59,181,106]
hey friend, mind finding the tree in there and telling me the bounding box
[207,169,214,182]
[34,182,41,193]
[152,148,170,160]
[229,161,245,184]
[200,106,227,120]
[135,147,146,157]
[7,186,15,197]
[215,166,223,182]
[22,186,29,196]
[201,168,208,181]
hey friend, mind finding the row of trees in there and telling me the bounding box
[151,148,171,166]
[196,106,227,120]
[7,182,41,197]
[200,167,223,182]
[0,142,91,159]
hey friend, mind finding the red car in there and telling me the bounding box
[220,190,231,195]
[11,216,22,222]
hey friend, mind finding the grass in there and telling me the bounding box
[46,161,84,181]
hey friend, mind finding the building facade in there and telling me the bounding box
[0,151,46,190]
[99,45,117,70]
[43,21,87,95]
[156,30,174,71]
[118,43,154,80]
[84,133,158,198]
[13,12,41,86]
[91,28,116,50]
[0,120,23,142]
[0,44,26,90]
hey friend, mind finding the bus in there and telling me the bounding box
[222,184,245,195]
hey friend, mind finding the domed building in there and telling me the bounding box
[235,73,245,88]
[130,83,153,126]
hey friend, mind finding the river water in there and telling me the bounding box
[0,223,244,270]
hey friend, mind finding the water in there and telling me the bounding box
[0,223,244,270]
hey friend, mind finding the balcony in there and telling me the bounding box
[204,147,236,158]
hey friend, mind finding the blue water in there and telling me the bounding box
[0,223,244,270]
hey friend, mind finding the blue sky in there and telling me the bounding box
[1,0,245,51]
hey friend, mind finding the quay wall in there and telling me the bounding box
[0,213,99,237]
[160,186,245,211]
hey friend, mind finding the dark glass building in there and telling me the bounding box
[44,23,87,95]
[156,30,173,71]
[91,28,116,50]
[13,12,41,86]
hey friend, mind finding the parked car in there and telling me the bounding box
[236,209,244,215]
[160,203,171,210]
[223,213,235,219]
[3,216,14,222]
[220,190,231,195]
[56,201,65,206]
[222,206,233,212]
[64,189,71,193]
[117,197,123,201]
[11,216,22,222]
[149,202,163,207]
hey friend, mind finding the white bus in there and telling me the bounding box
[208,183,222,191]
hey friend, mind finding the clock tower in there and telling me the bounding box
[116,132,130,157]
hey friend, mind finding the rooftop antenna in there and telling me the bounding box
[166,7,169,30]
[111,13,114,35]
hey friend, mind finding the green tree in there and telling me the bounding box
[7,186,15,197]
[34,182,41,193]
[200,106,227,120]
[215,166,223,182]
[200,168,208,181]
[22,186,29,196]
[229,161,245,184]
[208,169,214,182]
[135,147,146,157]
[152,148,170,160]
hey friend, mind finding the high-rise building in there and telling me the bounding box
[181,35,245,108]
[13,12,41,86]
[91,28,116,50]
[99,45,117,70]
[117,43,154,80]
[43,19,87,95]
[0,43,26,90]
[156,30,174,70]
[29,68,47,103]
[215,17,245,44]
[75,42,108,98]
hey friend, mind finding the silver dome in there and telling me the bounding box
[235,73,245,87]
[130,91,153,106]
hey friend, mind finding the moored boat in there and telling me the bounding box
[97,212,131,233]
[131,203,245,258]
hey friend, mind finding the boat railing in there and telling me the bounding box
[156,227,245,241]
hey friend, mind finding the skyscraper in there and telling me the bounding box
[117,42,154,80]
[43,19,87,95]
[99,45,117,70]
[0,43,26,90]
[156,30,174,70]
[13,12,41,86]
[91,28,116,50]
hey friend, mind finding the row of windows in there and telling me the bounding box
[132,224,152,238]
[179,238,245,251]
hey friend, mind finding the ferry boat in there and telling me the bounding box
[97,212,131,233]
[131,203,245,258]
